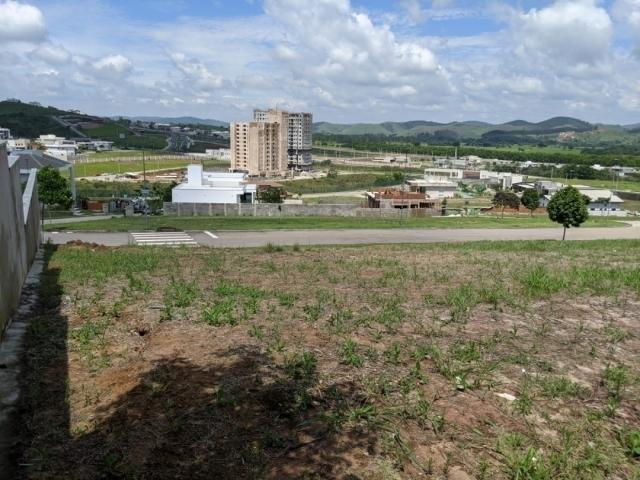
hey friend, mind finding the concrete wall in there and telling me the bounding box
[0,145,40,338]
[164,202,439,218]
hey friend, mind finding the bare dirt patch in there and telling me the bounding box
[14,241,640,479]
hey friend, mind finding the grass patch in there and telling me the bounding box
[46,215,626,232]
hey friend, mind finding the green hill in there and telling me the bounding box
[0,100,74,138]
[314,116,597,138]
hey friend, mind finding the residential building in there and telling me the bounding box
[231,110,289,176]
[407,177,458,199]
[0,127,10,140]
[37,134,78,161]
[6,138,30,151]
[171,164,257,204]
[286,112,313,169]
[424,168,464,180]
[91,141,114,151]
[367,188,438,209]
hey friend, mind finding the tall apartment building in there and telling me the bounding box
[231,110,289,176]
[254,109,313,169]
[230,108,313,176]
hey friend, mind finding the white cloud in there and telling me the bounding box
[264,0,443,111]
[613,0,640,28]
[30,43,71,64]
[170,52,225,90]
[401,0,424,22]
[0,1,47,43]
[515,0,612,67]
[90,54,133,80]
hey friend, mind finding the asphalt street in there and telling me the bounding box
[44,222,640,248]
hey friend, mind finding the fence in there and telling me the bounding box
[164,202,440,218]
[0,145,41,338]
[72,154,205,164]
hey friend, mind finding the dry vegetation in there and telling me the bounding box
[15,240,640,479]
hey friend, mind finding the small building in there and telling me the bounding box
[206,148,231,161]
[171,164,257,204]
[407,176,458,199]
[367,188,438,209]
[424,168,464,180]
[0,127,10,140]
[6,138,30,151]
[91,141,114,151]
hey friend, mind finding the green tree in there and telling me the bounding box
[547,186,589,240]
[37,166,72,210]
[493,191,520,218]
[258,187,284,204]
[521,189,540,217]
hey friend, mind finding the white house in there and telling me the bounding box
[91,141,114,151]
[171,164,257,204]
[6,138,30,151]
[537,183,626,216]
[37,134,78,161]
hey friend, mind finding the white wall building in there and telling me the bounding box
[479,171,524,189]
[172,164,257,204]
[6,138,30,151]
[37,134,78,161]
[206,148,231,161]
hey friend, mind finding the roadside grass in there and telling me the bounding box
[44,215,626,232]
[16,240,640,479]
[75,158,229,177]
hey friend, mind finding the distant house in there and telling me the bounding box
[37,134,78,161]
[527,181,626,216]
[0,127,10,140]
[367,188,438,209]
[171,164,257,204]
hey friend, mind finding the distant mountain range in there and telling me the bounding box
[1,99,638,145]
[127,116,229,128]
[313,116,600,137]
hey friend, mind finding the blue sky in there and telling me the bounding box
[1,0,639,124]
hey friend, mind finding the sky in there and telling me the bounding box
[0,0,639,124]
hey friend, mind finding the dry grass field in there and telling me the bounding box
[15,240,640,479]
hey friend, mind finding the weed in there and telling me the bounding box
[302,303,322,322]
[602,363,628,400]
[283,351,317,382]
[263,242,283,253]
[538,375,586,399]
[165,277,199,308]
[520,264,565,298]
[385,342,402,364]
[446,283,477,322]
[619,429,640,459]
[498,434,550,480]
[248,324,264,340]
[340,339,363,367]
[202,299,237,326]
[277,292,298,307]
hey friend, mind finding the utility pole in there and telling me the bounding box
[142,150,147,184]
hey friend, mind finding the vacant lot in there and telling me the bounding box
[16,241,640,479]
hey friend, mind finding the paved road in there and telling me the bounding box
[44,223,640,248]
